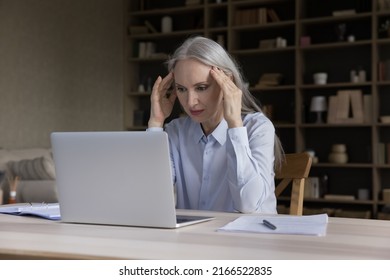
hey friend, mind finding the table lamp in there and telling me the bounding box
[310,96,327,123]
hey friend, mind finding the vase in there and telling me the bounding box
[328,152,348,164]
[328,144,348,164]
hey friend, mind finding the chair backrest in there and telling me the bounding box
[275,153,312,215]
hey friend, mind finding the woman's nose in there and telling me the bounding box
[187,91,198,106]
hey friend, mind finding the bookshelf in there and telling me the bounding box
[124,0,390,219]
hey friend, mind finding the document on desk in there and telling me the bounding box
[218,214,328,236]
[0,203,61,220]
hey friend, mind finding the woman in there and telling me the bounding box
[147,36,283,213]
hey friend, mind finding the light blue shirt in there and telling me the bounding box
[148,112,277,214]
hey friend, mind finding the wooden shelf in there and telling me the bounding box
[124,0,390,219]
[129,5,204,16]
[231,46,295,55]
[312,163,373,168]
[278,196,373,205]
[300,81,372,88]
[300,12,372,24]
[129,29,205,39]
[231,20,295,30]
[299,40,372,50]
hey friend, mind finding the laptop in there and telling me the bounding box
[50,131,214,228]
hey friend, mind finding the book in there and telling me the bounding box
[218,213,328,236]
[349,90,364,123]
[0,203,61,220]
[363,95,372,123]
[304,177,320,198]
[128,26,148,35]
[267,8,280,22]
[185,0,201,6]
[331,90,364,124]
[385,60,390,80]
[334,209,371,219]
[327,95,338,123]
[324,194,355,201]
[235,8,267,25]
[387,143,390,164]
[378,0,390,11]
[144,20,157,33]
[377,60,390,81]
[336,90,351,120]
[259,39,276,49]
[378,143,386,164]
[258,8,267,24]
[332,9,356,17]
[256,73,283,86]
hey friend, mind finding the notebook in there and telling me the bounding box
[50,131,214,228]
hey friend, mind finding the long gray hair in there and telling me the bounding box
[166,36,284,169]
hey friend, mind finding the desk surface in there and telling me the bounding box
[1,210,390,259]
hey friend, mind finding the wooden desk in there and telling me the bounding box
[0,210,389,259]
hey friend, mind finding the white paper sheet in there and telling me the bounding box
[0,202,60,220]
[218,214,328,236]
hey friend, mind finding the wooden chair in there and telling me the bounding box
[275,153,312,215]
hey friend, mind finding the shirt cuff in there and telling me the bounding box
[146,127,164,132]
[228,127,249,146]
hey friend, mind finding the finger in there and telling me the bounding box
[152,76,162,92]
[151,76,163,99]
[211,70,238,97]
[210,67,233,87]
[159,72,174,91]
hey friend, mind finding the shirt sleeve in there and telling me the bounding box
[146,126,177,185]
[226,117,276,213]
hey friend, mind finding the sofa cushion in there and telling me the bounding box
[0,148,52,171]
[7,156,55,180]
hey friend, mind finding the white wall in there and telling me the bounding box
[0,0,124,149]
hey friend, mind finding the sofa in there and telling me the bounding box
[0,148,58,205]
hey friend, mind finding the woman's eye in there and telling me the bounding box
[176,87,186,93]
[197,85,208,91]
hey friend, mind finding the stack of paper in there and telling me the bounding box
[218,214,328,236]
[0,203,61,220]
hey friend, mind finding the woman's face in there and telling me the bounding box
[173,59,224,132]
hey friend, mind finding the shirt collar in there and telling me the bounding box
[211,119,228,145]
[193,119,228,145]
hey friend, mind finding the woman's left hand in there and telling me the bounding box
[210,66,243,128]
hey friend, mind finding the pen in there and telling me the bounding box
[262,219,277,230]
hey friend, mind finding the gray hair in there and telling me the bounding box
[166,36,284,169]
[166,36,261,114]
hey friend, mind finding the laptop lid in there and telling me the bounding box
[51,131,212,228]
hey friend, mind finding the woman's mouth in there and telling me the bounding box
[190,109,204,116]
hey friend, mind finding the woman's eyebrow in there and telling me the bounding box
[175,81,209,87]
[193,82,209,87]
[174,82,186,88]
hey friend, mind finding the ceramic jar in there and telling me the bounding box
[328,144,348,164]
[313,73,328,85]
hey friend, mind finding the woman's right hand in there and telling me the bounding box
[148,72,177,128]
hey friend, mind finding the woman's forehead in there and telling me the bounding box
[174,58,210,70]
[174,59,212,84]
